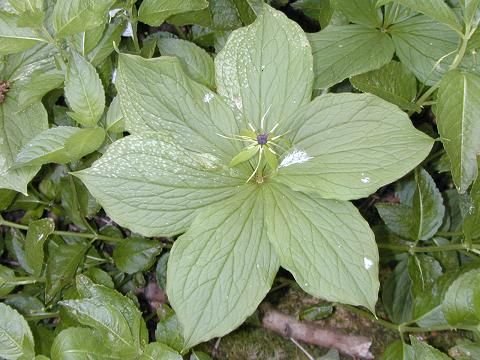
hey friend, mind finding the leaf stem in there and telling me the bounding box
[378,242,480,253]
[23,311,59,321]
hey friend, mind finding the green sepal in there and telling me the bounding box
[229,146,259,167]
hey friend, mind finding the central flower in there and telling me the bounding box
[256,133,268,145]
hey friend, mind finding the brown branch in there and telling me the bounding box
[261,305,374,359]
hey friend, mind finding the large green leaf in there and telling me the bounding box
[215,4,313,131]
[0,11,47,55]
[24,218,55,276]
[332,0,382,27]
[51,327,123,360]
[64,51,105,127]
[116,53,240,160]
[377,0,462,32]
[275,93,434,201]
[53,0,116,38]
[75,133,244,237]
[138,0,209,26]
[382,3,416,27]
[15,126,105,167]
[308,25,394,89]
[157,38,215,89]
[263,183,378,311]
[0,95,48,194]
[382,258,413,323]
[437,70,480,193]
[0,303,35,360]
[351,60,419,111]
[442,268,480,326]
[167,186,279,348]
[390,15,459,85]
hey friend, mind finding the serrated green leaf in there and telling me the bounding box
[45,239,88,304]
[105,96,125,133]
[51,327,124,360]
[390,15,459,86]
[308,25,394,89]
[215,5,313,131]
[138,0,209,26]
[410,337,451,359]
[113,237,162,274]
[382,258,413,323]
[158,38,215,88]
[351,61,419,111]
[0,97,48,194]
[65,51,105,127]
[437,70,480,193]
[24,218,54,276]
[74,275,148,352]
[275,93,434,201]
[0,303,35,360]
[155,304,184,352]
[75,133,244,237]
[116,53,241,160]
[0,264,15,296]
[167,186,279,348]
[15,126,105,167]
[140,343,182,360]
[263,183,378,311]
[53,0,116,38]
[442,268,480,326]
[0,10,47,55]
[333,0,382,27]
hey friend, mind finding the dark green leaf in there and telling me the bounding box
[138,0,209,26]
[291,0,322,19]
[155,304,184,352]
[308,25,394,89]
[464,172,480,241]
[113,237,162,274]
[332,0,382,27]
[437,70,480,193]
[351,60,419,111]
[410,336,451,359]
[139,343,182,360]
[25,218,55,276]
[0,264,15,296]
[382,258,413,323]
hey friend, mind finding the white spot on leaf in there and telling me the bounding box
[360,173,371,184]
[279,149,313,168]
[203,93,214,103]
[364,257,373,270]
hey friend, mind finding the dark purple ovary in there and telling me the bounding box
[256,133,268,145]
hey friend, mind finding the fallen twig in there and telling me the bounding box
[261,305,374,359]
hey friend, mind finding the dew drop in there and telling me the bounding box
[338,44,343,48]
[203,93,214,103]
[360,173,370,184]
[304,283,309,287]
[364,257,373,270]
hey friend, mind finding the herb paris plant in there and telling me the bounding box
[75,4,434,349]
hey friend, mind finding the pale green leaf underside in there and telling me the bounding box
[0,95,48,194]
[167,186,279,348]
[276,93,434,200]
[0,11,47,55]
[15,126,105,167]
[333,0,383,28]
[437,70,480,193]
[157,37,215,89]
[390,15,459,86]
[138,0,209,26]
[351,60,419,111]
[308,25,394,89]
[263,183,379,311]
[51,327,124,360]
[215,4,313,132]
[75,133,244,237]
[377,0,462,32]
[116,53,241,162]
[0,303,35,360]
[65,51,105,127]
